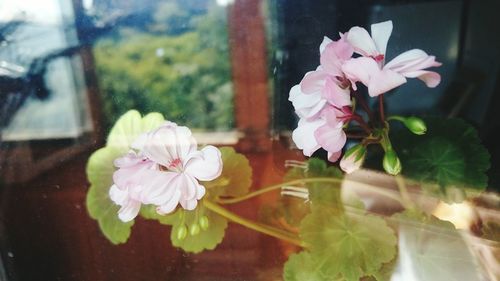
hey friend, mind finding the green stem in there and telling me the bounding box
[216,177,405,206]
[203,200,306,247]
[217,178,343,204]
[387,115,406,123]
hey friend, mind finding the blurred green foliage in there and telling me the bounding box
[93,0,234,131]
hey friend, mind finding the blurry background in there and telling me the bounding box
[1,0,500,280]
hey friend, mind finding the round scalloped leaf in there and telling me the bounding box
[86,146,133,244]
[170,204,228,253]
[139,204,178,225]
[300,209,397,281]
[392,117,490,201]
[283,251,328,281]
[203,146,252,199]
[107,110,165,149]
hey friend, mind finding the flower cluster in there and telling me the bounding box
[289,20,441,173]
[109,121,223,222]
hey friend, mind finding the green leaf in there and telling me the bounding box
[300,209,397,281]
[170,203,228,253]
[107,110,165,149]
[204,146,252,199]
[392,117,490,202]
[283,251,328,281]
[139,204,178,225]
[86,147,134,244]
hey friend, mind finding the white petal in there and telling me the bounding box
[292,118,324,156]
[117,200,141,222]
[137,170,178,205]
[342,57,380,86]
[367,69,407,97]
[384,49,430,71]
[319,36,333,54]
[180,198,198,210]
[347,26,378,57]
[371,20,393,56]
[109,184,128,206]
[184,145,223,181]
[156,189,181,215]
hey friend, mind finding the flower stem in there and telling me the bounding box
[216,177,405,206]
[350,115,372,134]
[352,90,374,121]
[203,200,306,247]
[379,94,385,122]
[217,177,343,204]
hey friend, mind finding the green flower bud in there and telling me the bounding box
[383,149,402,175]
[189,223,201,236]
[404,117,427,135]
[177,224,188,240]
[199,215,209,230]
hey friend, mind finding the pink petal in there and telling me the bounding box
[184,145,223,181]
[384,49,440,72]
[112,156,154,189]
[403,70,441,87]
[292,118,324,156]
[346,26,378,57]
[322,77,351,107]
[320,105,343,127]
[328,150,342,162]
[300,69,327,94]
[340,153,363,174]
[314,123,347,154]
[370,20,393,57]
[320,37,353,76]
[342,57,380,87]
[367,69,407,97]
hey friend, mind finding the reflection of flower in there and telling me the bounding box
[342,20,442,97]
[110,122,223,222]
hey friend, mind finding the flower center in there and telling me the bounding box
[168,158,182,169]
[372,54,385,62]
[159,158,183,172]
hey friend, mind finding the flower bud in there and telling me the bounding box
[177,224,188,240]
[199,215,209,230]
[189,223,201,236]
[383,149,402,175]
[404,117,427,135]
[340,144,366,174]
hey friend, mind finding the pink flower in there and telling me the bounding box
[289,35,356,163]
[339,144,366,174]
[109,122,223,222]
[341,20,442,97]
[291,105,351,162]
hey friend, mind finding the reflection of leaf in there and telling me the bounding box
[169,204,228,253]
[392,117,490,202]
[283,251,327,281]
[86,147,133,244]
[396,213,483,281]
[86,110,165,244]
[300,208,397,281]
[204,146,252,199]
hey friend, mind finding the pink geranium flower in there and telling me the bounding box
[342,20,442,97]
[289,35,356,163]
[109,122,222,222]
